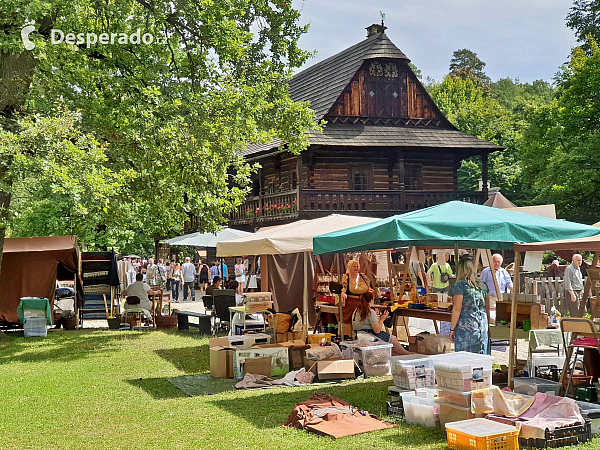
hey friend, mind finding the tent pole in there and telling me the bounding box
[303,252,309,333]
[261,254,269,291]
[338,253,344,340]
[508,250,521,388]
[579,252,599,318]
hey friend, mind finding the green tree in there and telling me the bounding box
[520,41,600,223]
[448,48,490,82]
[566,0,600,51]
[0,0,319,272]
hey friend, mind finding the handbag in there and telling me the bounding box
[437,264,450,283]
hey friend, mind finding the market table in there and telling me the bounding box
[391,308,452,337]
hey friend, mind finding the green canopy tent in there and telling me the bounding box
[313,201,600,255]
[313,201,600,387]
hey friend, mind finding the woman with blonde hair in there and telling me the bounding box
[449,255,490,354]
[340,259,374,336]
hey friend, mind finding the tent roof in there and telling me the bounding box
[164,228,252,247]
[483,192,516,208]
[217,215,380,256]
[514,235,600,252]
[313,201,600,255]
[4,235,79,254]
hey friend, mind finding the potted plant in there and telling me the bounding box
[62,311,78,330]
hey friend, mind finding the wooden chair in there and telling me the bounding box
[150,286,171,316]
[559,317,600,396]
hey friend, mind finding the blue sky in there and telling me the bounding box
[293,0,578,83]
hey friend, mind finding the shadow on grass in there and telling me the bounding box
[209,379,393,429]
[382,424,447,447]
[126,376,188,400]
[155,344,209,373]
[0,329,144,365]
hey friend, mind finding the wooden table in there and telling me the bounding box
[392,308,452,337]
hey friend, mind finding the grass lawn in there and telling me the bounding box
[0,330,598,450]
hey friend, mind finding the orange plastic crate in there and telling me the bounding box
[445,418,519,450]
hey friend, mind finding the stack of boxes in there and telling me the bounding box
[431,352,493,427]
[391,355,435,389]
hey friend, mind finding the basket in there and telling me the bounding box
[156,314,178,329]
[63,316,78,330]
[386,400,404,421]
[307,333,335,345]
[107,317,121,330]
[446,418,519,450]
[572,375,593,386]
[519,418,591,449]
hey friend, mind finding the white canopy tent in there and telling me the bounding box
[217,214,380,327]
[164,228,252,247]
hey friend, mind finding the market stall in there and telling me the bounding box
[217,214,380,329]
[511,234,600,387]
[0,235,82,325]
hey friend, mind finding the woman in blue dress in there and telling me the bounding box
[449,255,490,355]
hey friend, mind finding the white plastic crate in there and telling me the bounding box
[391,355,435,389]
[400,391,439,427]
[436,387,472,408]
[528,354,565,377]
[226,333,271,349]
[354,343,393,377]
[513,377,561,396]
[432,351,493,391]
[24,317,47,337]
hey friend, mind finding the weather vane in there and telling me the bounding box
[380,10,385,26]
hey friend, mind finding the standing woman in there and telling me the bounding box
[198,260,210,296]
[171,263,183,303]
[234,258,245,295]
[449,256,491,355]
[340,259,374,336]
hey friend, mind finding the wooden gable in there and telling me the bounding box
[327,59,449,127]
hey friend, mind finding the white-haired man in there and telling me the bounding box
[480,253,513,310]
[565,254,584,304]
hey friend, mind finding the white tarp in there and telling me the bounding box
[216,214,380,257]
[164,228,252,247]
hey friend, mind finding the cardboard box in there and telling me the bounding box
[307,358,357,380]
[234,346,289,379]
[210,346,234,378]
[243,356,272,377]
[280,341,310,370]
[408,336,418,353]
[275,331,307,344]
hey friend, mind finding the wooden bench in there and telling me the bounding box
[176,311,212,334]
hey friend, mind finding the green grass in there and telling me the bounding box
[0,330,598,450]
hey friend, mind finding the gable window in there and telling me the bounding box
[404,164,422,190]
[349,165,372,190]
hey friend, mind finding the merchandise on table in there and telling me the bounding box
[432,352,493,392]
[391,355,435,389]
[445,418,519,450]
[400,391,439,427]
[512,377,561,396]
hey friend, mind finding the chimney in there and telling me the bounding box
[366,22,387,38]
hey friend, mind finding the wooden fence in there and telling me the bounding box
[522,275,583,317]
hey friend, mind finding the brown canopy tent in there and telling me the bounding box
[0,236,81,324]
[506,235,600,386]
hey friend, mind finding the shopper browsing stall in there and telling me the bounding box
[449,255,490,355]
[427,251,453,293]
[340,259,373,335]
[352,294,411,355]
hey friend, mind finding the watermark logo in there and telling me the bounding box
[21,25,36,50]
[21,26,165,50]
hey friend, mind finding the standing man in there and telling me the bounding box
[480,253,513,312]
[209,261,220,284]
[427,251,453,294]
[146,258,159,286]
[182,257,196,302]
[565,253,584,306]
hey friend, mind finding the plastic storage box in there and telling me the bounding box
[436,387,472,408]
[24,317,47,337]
[432,352,493,391]
[353,343,393,377]
[400,391,439,427]
[512,377,561,396]
[528,354,565,377]
[437,401,482,428]
[576,400,600,435]
[391,355,435,389]
[445,418,519,450]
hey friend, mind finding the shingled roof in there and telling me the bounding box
[288,29,409,120]
[240,124,502,157]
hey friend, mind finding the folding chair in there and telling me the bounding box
[560,317,600,396]
[213,290,237,335]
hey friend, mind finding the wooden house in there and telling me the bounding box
[228,23,502,229]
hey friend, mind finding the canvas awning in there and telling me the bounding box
[483,192,516,208]
[0,236,81,324]
[514,235,600,253]
[313,201,600,255]
[164,228,252,247]
[216,214,380,257]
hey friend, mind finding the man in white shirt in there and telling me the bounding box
[480,253,513,311]
[122,273,156,319]
[564,253,584,304]
[182,257,196,302]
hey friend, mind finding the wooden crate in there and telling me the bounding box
[496,301,547,329]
